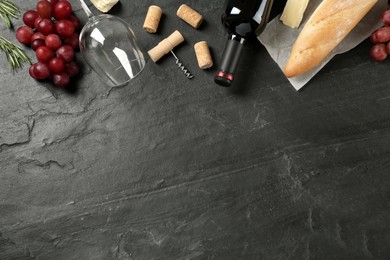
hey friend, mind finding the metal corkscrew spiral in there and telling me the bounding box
[170,51,194,79]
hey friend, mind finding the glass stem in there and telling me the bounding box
[77,0,93,18]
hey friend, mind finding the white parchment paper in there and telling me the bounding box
[258,0,388,91]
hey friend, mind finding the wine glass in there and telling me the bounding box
[77,0,145,87]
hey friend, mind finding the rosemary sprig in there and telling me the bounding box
[0,0,19,29]
[0,0,31,71]
[0,36,31,71]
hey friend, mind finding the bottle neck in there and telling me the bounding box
[214,34,246,87]
[215,0,275,87]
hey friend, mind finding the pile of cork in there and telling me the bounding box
[143,4,213,71]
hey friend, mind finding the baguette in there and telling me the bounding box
[284,0,378,78]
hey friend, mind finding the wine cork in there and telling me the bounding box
[90,0,119,13]
[143,5,163,33]
[194,41,213,69]
[148,30,185,62]
[176,4,203,29]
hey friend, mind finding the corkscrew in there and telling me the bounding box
[148,30,195,80]
[170,51,194,79]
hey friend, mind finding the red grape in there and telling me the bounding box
[56,19,75,38]
[52,72,70,88]
[33,62,51,79]
[68,15,81,31]
[382,10,390,26]
[387,41,390,55]
[372,27,390,43]
[21,1,82,88]
[36,46,54,62]
[64,33,79,49]
[36,0,53,19]
[23,10,39,28]
[15,26,34,45]
[34,17,43,29]
[45,34,62,50]
[370,32,378,44]
[54,1,73,20]
[65,61,80,77]
[36,18,56,36]
[31,32,46,42]
[46,0,59,8]
[31,39,46,51]
[370,43,388,61]
[49,57,65,73]
[56,45,74,62]
[29,64,39,79]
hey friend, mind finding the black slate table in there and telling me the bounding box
[1,0,390,259]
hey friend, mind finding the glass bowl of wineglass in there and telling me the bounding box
[77,0,145,87]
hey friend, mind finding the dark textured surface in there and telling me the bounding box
[1,0,390,259]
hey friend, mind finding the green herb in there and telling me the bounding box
[0,36,31,71]
[0,0,31,71]
[0,0,19,29]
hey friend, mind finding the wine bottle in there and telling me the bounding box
[214,0,274,87]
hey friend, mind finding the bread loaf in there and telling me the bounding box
[284,0,378,78]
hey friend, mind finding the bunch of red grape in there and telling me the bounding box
[370,7,390,62]
[15,0,81,88]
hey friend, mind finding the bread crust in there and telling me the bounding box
[284,0,378,78]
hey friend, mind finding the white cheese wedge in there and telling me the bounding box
[280,0,310,29]
[90,0,119,13]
